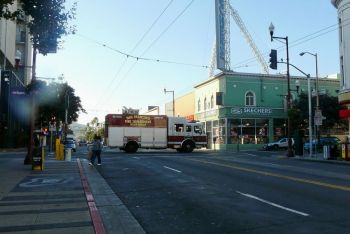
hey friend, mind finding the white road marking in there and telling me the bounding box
[245,153,257,157]
[236,191,310,217]
[133,157,140,159]
[163,166,182,173]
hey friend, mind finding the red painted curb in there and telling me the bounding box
[77,159,106,234]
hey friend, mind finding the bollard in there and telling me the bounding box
[65,148,72,161]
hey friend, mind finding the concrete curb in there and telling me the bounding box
[81,158,146,234]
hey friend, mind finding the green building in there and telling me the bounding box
[194,72,340,150]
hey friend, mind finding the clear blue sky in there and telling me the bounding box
[36,0,339,125]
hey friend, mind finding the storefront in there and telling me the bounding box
[193,72,340,150]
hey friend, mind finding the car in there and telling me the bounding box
[264,138,295,151]
[304,137,340,152]
[64,140,76,152]
[79,140,87,146]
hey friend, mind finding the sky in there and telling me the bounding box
[35,0,340,125]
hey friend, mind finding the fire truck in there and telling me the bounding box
[105,114,207,153]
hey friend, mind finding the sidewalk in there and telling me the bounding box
[0,150,145,234]
[292,151,350,166]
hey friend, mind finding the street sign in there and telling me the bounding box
[314,110,325,126]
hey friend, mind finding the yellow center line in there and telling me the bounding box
[186,158,350,192]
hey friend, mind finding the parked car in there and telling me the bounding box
[64,140,76,152]
[264,138,295,151]
[79,140,87,146]
[304,136,340,152]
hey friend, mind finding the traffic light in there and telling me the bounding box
[269,49,277,70]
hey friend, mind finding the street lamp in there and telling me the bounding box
[269,23,294,157]
[300,52,319,157]
[300,52,320,145]
[164,88,175,117]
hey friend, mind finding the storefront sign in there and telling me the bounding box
[196,109,218,119]
[231,107,272,115]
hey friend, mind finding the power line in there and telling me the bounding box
[94,0,197,110]
[139,0,195,57]
[233,19,350,69]
[130,0,175,55]
[89,0,175,110]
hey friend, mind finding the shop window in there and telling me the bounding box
[242,119,255,144]
[213,120,219,144]
[228,119,241,144]
[245,91,255,106]
[256,119,268,144]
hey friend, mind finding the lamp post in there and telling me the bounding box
[300,52,320,147]
[269,23,294,157]
[64,91,69,141]
[300,52,319,157]
[164,88,175,117]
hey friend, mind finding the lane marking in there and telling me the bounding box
[133,157,140,159]
[236,191,310,217]
[163,166,182,173]
[186,158,350,192]
[245,153,257,157]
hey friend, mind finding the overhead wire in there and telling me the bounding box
[88,0,176,110]
[101,0,197,108]
[80,4,345,114]
[233,18,350,69]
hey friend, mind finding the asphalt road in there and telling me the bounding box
[92,149,350,234]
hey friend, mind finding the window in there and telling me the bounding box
[197,99,201,112]
[194,125,202,134]
[186,125,192,132]
[245,91,255,106]
[339,18,342,42]
[204,97,207,110]
[210,95,214,109]
[174,124,184,132]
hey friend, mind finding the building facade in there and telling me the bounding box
[332,0,350,105]
[193,72,340,150]
[0,1,33,148]
[165,91,195,121]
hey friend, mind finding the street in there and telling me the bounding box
[93,149,350,233]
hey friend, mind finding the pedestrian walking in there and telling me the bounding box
[89,135,103,166]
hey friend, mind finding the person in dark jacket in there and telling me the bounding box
[89,135,103,166]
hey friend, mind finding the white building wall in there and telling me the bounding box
[333,0,350,94]
[0,19,17,68]
[194,78,220,115]
[0,0,32,85]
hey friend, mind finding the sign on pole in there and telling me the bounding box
[314,110,325,126]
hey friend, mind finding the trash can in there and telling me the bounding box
[323,145,330,159]
[341,143,350,160]
[65,148,72,161]
[329,145,339,159]
[32,146,44,171]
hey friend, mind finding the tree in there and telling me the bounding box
[291,92,347,135]
[26,81,86,128]
[1,0,76,54]
[81,117,105,142]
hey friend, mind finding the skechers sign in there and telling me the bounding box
[231,107,272,115]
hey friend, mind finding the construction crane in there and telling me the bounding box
[209,1,269,77]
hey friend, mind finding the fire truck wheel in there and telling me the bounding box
[182,141,194,153]
[125,142,138,153]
